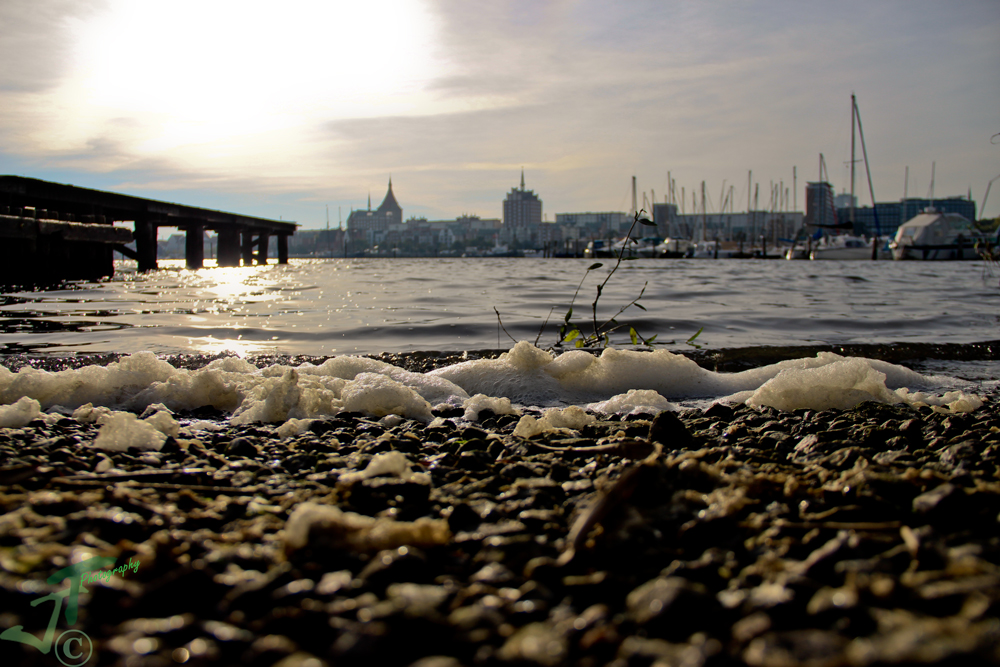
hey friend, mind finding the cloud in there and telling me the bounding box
[0,0,998,222]
[0,0,107,92]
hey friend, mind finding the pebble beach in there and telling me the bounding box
[1,347,998,666]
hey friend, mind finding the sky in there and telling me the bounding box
[1,0,998,231]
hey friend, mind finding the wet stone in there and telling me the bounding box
[223,437,260,458]
[0,363,997,667]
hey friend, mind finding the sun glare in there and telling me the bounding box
[48,0,447,166]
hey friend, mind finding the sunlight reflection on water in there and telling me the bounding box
[0,257,996,356]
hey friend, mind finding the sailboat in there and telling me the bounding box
[890,162,992,260]
[807,95,884,260]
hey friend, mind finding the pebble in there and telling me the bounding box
[0,354,997,666]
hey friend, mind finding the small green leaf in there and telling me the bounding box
[564,307,573,323]
[647,334,658,344]
[629,327,638,345]
[587,263,603,271]
[565,329,580,342]
[686,327,704,344]
[638,217,656,226]
[635,303,647,311]
[575,338,585,348]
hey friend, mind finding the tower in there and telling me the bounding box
[502,171,542,246]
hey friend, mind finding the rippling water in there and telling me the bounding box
[0,257,997,359]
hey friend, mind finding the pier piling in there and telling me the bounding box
[185,224,205,269]
[0,176,296,280]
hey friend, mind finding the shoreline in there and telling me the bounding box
[2,339,999,375]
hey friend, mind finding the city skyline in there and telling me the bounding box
[0,0,997,230]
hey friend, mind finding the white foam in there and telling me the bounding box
[71,403,114,423]
[0,397,41,428]
[462,394,520,421]
[0,343,984,436]
[337,450,430,486]
[740,358,903,411]
[276,418,317,440]
[512,406,597,438]
[588,389,676,416]
[340,373,434,421]
[90,411,176,452]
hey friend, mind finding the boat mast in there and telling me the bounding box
[701,181,706,242]
[850,93,856,232]
[904,165,909,221]
[753,184,759,240]
[929,161,936,210]
[852,94,881,257]
[631,176,638,218]
[747,170,752,242]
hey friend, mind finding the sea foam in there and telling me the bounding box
[0,343,982,438]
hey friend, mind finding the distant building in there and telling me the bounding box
[556,212,632,238]
[652,203,678,238]
[837,196,976,237]
[347,178,403,244]
[806,182,837,231]
[834,193,857,210]
[654,203,802,243]
[501,170,542,246]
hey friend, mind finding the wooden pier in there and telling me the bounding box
[0,176,296,282]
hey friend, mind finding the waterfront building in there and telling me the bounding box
[347,178,403,245]
[654,202,802,243]
[837,196,976,238]
[834,193,857,210]
[353,213,502,255]
[501,171,543,246]
[806,182,837,232]
[556,212,632,238]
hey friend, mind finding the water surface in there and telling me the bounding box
[0,257,996,360]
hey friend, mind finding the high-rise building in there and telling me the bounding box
[502,170,542,246]
[805,181,837,231]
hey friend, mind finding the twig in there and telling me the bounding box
[595,281,648,341]
[494,306,518,345]
[535,306,557,346]
[529,439,657,459]
[558,441,663,566]
[590,211,650,343]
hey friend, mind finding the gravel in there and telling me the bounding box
[0,352,998,666]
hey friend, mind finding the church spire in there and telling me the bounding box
[367,192,371,211]
[520,168,525,190]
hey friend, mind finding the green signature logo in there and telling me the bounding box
[1,555,139,666]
